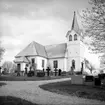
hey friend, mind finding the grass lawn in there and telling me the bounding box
[0,74,70,81]
[39,80,105,101]
[0,96,39,105]
[0,82,6,86]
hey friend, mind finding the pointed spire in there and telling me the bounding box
[71,11,80,34]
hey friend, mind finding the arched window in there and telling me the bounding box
[72,59,75,69]
[74,34,77,41]
[69,35,72,41]
[53,60,58,68]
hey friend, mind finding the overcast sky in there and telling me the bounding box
[0,0,100,68]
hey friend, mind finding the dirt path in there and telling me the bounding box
[0,78,105,105]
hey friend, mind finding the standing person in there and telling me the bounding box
[25,67,27,75]
[58,69,62,76]
[71,66,73,75]
[43,68,44,72]
[0,66,1,76]
[46,67,50,76]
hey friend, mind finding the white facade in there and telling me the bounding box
[15,31,86,72]
[20,63,26,71]
[48,58,67,71]
[66,30,85,72]
[18,56,48,71]
[15,11,88,73]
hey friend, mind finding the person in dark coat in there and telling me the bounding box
[58,69,62,76]
[25,67,27,74]
[43,68,44,72]
[0,66,1,75]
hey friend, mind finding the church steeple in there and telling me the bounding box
[71,11,80,34]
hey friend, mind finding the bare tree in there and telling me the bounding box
[2,61,17,73]
[82,0,105,53]
[84,58,96,73]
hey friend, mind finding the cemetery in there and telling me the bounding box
[1,0,105,104]
[40,73,105,101]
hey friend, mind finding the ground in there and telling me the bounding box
[40,80,105,101]
[0,96,38,105]
[0,74,70,81]
[0,78,105,105]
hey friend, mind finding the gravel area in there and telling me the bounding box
[0,78,105,105]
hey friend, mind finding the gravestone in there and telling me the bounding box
[71,75,84,84]
[46,67,50,76]
[84,75,94,86]
[94,77,101,86]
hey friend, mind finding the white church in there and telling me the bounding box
[14,12,90,73]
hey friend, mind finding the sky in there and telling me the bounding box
[0,0,100,68]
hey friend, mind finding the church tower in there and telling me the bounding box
[66,11,85,72]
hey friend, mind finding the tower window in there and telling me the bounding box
[69,35,72,41]
[74,34,77,40]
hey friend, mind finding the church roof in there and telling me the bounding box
[15,41,48,58]
[45,43,67,59]
[14,56,29,63]
[15,42,67,59]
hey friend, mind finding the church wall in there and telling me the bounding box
[64,58,68,71]
[67,42,81,71]
[48,58,66,71]
[36,56,47,70]
[80,41,85,58]
[67,43,80,57]
[20,63,26,71]
[67,56,81,72]
[27,56,47,70]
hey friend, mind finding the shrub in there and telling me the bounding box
[75,71,82,75]
[98,73,105,80]
[2,70,9,75]
[61,71,66,76]
[85,75,94,82]
[37,72,45,77]
[27,71,34,77]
